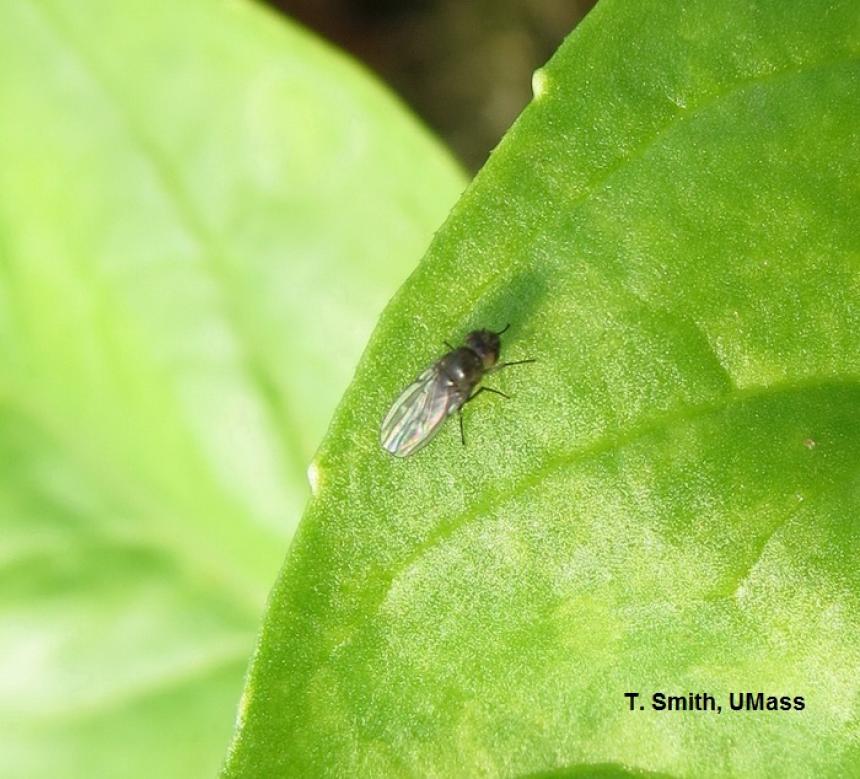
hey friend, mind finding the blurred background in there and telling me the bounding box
[267,0,597,170]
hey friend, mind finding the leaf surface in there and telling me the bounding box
[0,1,464,776]
[224,1,859,776]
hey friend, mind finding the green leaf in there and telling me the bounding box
[0,0,464,776]
[224,0,859,776]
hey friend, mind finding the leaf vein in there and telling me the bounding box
[374,376,859,622]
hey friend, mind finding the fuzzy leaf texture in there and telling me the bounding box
[0,0,464,777]
[224,0,860,777]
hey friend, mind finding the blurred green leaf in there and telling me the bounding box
[224,0,859,776]
[0,0,464,776]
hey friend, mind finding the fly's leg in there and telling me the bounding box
[493,358,536,371]
[444,341,455,350]
[459,387,508,446]
[465,386,510,404]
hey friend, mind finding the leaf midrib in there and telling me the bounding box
[336,375,858,662]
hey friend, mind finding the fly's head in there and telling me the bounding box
[465,329,501,369]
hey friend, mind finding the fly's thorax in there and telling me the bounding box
[465,329,501,369]
[439,348,484,395]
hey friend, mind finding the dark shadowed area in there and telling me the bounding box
[265,0,598,170]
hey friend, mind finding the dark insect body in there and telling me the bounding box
[380,325,534,457]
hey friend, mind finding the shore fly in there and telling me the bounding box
[380,325,534,457]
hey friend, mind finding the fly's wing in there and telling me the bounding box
[380,365,455,457]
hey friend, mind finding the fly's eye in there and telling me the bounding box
[466,330,493,356]
[467,331,500,364]
[482,348,499,368]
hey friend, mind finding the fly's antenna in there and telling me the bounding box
[494,323,511,336]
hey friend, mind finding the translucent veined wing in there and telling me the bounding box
[380,364,457,457]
